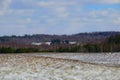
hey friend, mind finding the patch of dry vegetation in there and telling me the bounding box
[0,54,120,80]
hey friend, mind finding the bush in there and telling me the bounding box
[0,47,15,53]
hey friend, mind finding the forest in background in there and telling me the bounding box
[0,31,120,53]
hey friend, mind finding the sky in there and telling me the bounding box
[0,0,120,36]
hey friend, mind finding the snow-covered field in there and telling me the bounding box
[0,53,120,80]
[36,53,120,66]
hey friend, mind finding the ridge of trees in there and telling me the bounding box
[0,32,120,53]
[0,31,120,44]
[0,34,120,53]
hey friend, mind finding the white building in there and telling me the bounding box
[32,42,51,45]
[69,42,77,45]
[32,42,42,45]
[45,42,51,45]
[32,41,77,45]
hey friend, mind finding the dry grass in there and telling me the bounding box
[0,54,120,80]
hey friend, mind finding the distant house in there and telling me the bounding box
[32,42,51,46]
[32,42,43,46]
[44,42,51,45]
[32,41,77,46]
[69,42,77,45]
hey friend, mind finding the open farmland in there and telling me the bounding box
[36,53,120,66]
[0,53,120,80]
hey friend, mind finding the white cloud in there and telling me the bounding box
[113,17,120,25]
[0,0,120,35]
[79,0,120,4]
[26,18,32,23]
[37,1,76,7]
[0,25,26,36]
[37,1,73,18]
[38,1,54,7]
[10,9,35,16]
[0,0,11,9]
[54,7,69,18]
[0,16,34,25]
[0,0,12,16]
[101,0,120,4]
[0,24,46,36]
[61,8,120,33]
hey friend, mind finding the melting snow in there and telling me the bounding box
[0,54,120,80]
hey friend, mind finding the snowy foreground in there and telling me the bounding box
[36,53,120,66]
[0,53,120,80]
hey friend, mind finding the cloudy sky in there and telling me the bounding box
[0,0,120,36]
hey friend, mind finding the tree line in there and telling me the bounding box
[0,35,120,53]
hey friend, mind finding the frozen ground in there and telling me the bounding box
[0,53,120,80]
[30,53,120,66]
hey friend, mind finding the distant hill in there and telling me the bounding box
[0,31,120,45]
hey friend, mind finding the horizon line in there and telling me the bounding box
[0,31,120,37]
